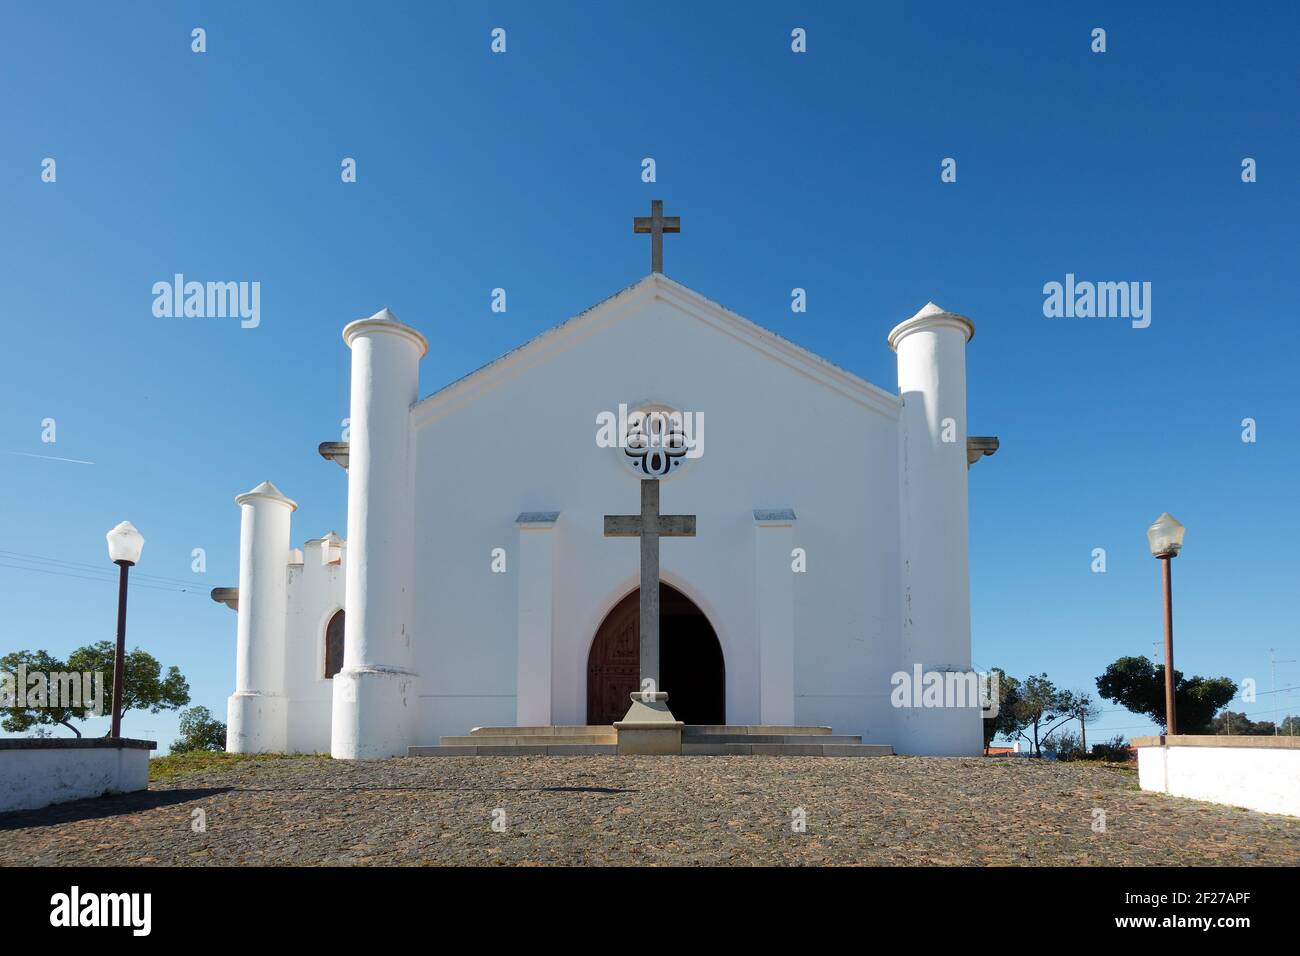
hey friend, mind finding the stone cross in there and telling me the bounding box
[604,479,696,688]
[632,199,680,274]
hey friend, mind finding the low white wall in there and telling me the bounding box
[1135,735,1300,817]
[0,740,155,814]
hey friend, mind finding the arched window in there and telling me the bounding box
[324,610,345,679]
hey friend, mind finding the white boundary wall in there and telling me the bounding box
[1134,735,1300,817]
[0,740,154,813]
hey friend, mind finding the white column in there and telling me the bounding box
[227,481,296,753]
[754,509,796,726]
[515,512,559,726]
[331,308,427,759]
[889,302,981,756]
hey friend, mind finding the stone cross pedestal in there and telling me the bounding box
[612,692,684,755]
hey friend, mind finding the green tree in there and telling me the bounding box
[982,668,1025,753]
[1043,729,1081,756]
[1095,656,1235,733]
[170,705,227,753]
[1011,674,1073,756]
[1090,734,1131,762]
[1,648,101,737]
[1208,710,1276,736]
[65,641,190,733]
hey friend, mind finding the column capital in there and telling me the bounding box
[888,302,974,351]
[343,307,429,357]
[235,480,297,512]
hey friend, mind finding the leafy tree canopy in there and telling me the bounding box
[3,641,190,737]
[170,705,227,754]
[1096,656,1235,733]
[1,648,98,737]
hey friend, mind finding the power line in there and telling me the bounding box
[0,560,208,597]
[0,549,206,589]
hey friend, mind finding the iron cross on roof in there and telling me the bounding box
[633,199,680,274]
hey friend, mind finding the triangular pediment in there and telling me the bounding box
[411,274,900,426]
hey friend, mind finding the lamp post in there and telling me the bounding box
[1146,513,1185,736]
[105,521,144,739]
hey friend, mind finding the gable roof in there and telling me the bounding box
[410,273,901,427]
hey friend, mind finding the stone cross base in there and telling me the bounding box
[613,692,684,755]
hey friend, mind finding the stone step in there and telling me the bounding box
[682,742,894,757]
[681,734,863,745]
[441,733,617,747]
[683,725,834,736]
[410,743,618,757]
[409,741,893,757]
[468,725,615,737]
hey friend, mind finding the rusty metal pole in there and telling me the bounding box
[1161,555,1176,737]
[110,560,130,739]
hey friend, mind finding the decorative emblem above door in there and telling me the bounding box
[623,403,690,478]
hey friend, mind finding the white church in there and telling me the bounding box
[215,204,998,759]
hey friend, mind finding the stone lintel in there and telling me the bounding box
[753,508,797,526]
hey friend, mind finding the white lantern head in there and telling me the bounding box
[106,520,144,565]
[1146,512,1185,558]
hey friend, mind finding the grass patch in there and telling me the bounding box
[149,750,324,782]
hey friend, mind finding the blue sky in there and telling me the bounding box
[2,2,1297,750]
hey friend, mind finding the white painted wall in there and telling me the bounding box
[1138,742,1300,817]
[515,514,557,725]
[229,276,985,757]
[283,537,346,753]
[0,745,151,813]
[409,277,907,748]
[754,513,795,725]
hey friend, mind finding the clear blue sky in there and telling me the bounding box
[2,2,1297,750]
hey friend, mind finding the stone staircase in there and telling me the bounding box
[409,724,892,757]
[682,726,892,756]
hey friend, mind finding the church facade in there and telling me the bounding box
[220,272,993,759]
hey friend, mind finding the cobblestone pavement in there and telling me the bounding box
[4,755,1298,866]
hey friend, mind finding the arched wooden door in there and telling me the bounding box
[586,590,641,726]
[586,584,724,726]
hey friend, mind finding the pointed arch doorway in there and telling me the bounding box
[586,583,725,726]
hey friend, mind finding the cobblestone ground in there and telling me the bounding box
[4,755,1298,866]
